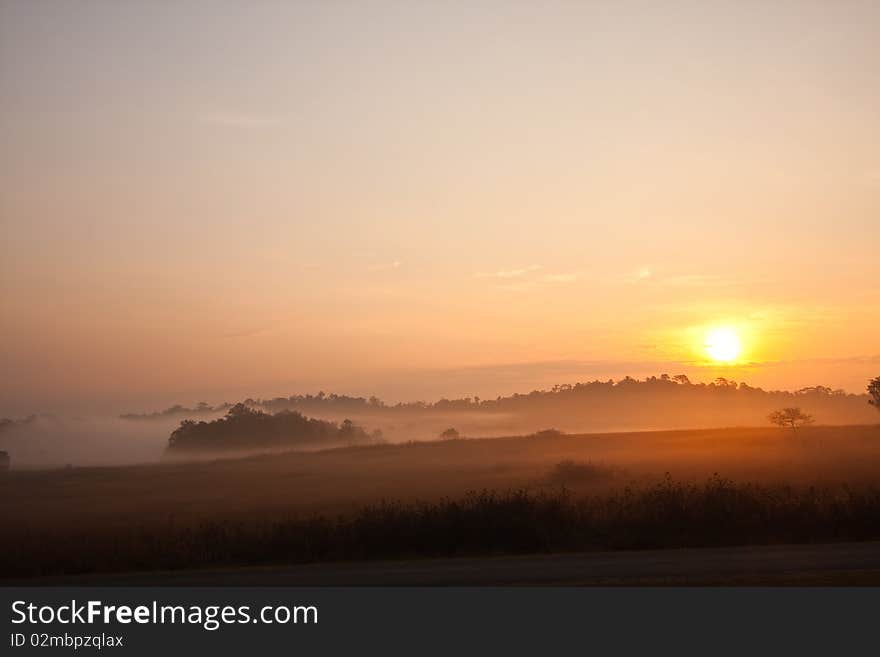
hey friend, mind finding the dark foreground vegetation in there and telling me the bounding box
[5,477,880,580]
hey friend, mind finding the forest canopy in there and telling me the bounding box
[167,404,377,453]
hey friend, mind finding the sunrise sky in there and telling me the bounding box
[2,1,878,415]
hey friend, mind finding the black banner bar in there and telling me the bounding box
[2,587,877,655]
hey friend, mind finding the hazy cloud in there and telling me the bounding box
[495,272,578,291]
[659,274,731,287]
[658,274,712,287]
[367,260,402,272]
[541,273,578,284]
[495,281,539,292]
[630,267,730,288]
[476,264,541,279]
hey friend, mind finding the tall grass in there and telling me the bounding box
[4,476,880,579]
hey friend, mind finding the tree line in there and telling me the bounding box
[124,375,874,420]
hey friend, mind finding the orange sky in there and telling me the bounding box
[2,2,878,415]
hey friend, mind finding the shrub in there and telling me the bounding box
[529,428,565,439]
[546,460,615,486]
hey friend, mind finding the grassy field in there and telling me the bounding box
[2,424,880,578]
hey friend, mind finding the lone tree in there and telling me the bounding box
[439,427,460,440]
[768,407,814,429]
[868,377,880,412]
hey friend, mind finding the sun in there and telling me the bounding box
[705,327,742,362]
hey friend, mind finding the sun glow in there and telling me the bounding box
[705,327,742,362]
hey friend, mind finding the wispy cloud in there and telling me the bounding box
[367,260,402,272]
[496,272,578,291]
[475,264,541,279]
[495,281,539,292]
[759,354,880,367]
[541,273,578,284]
[629,267,731,288]
[659,274,730,287]
[476,264,576,290]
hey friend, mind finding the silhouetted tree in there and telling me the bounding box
[768,407,814,429]
[226,402,254,419]
[339,419,358,440]
[868,377,880,413]
[439,427,460,440]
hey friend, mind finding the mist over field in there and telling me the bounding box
[3,377,879,581]
[0,414,198,468]
[5,423,880,581]
[2,377,876,468]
